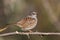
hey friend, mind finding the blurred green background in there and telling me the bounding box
[0,0,60,40]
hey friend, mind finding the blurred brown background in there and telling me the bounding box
[0,0,60,40]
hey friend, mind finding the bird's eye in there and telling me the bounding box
[32,12,36,15]
[32,13,35,15]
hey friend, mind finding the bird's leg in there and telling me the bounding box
[29,30,33,33]
[35,30,38,32]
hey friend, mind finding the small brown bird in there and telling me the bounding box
[16,12,37,32]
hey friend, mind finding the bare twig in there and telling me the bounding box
[0,31,60,36]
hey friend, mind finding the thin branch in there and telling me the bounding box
[0,31,60,36]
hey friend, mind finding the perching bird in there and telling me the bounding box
[16,12,38,32]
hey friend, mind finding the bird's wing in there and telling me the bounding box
[17,16,36,28]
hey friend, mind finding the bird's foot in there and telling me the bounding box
[29,30,33,33]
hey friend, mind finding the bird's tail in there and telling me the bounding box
[0,22,17,32]
[0,27,8,32]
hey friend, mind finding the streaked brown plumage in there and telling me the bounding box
[16,12,37,31]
